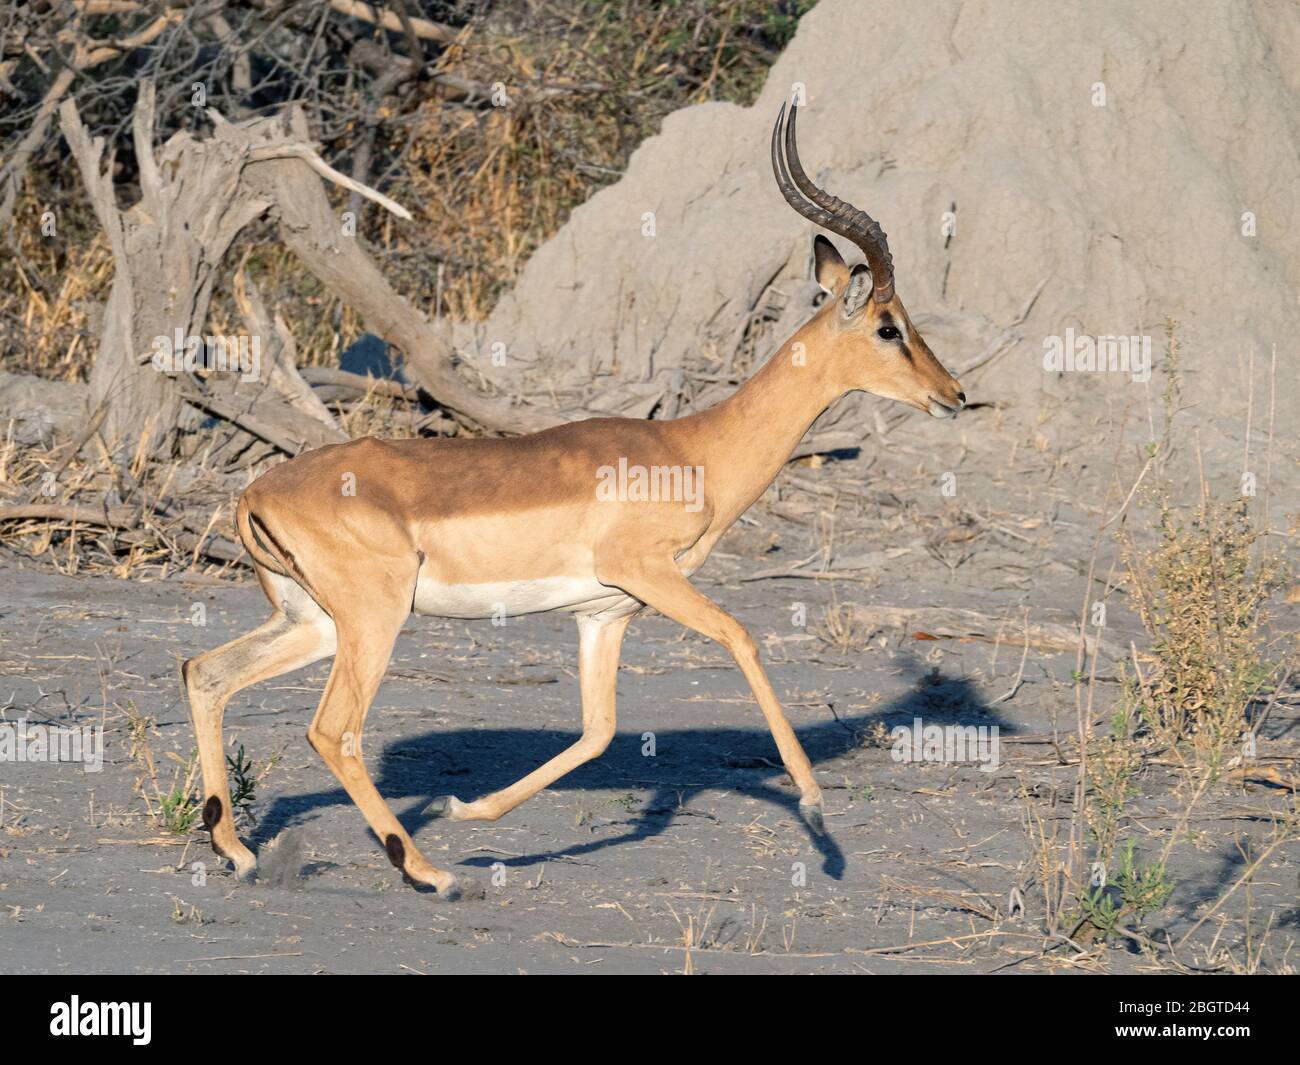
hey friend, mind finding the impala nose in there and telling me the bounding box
[956,391,966,405]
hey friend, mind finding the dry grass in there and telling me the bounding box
[0,427,248,579]
[812,597,878,655]
[381,0,813,322]
[1122,494,1286,770]
[121,702,201,836]
[0,210,113,380]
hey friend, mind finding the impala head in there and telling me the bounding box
[772,103,965,418]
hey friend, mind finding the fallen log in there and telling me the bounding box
[173,379,347,456]
[298,366,422,401]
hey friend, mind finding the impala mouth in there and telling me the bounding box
[926,395,964,419]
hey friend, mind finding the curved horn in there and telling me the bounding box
[770,102,894,304]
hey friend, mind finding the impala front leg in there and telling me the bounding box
[426,612,632,823]
[608,558,825,833]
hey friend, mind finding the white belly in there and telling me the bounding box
[411,574,632,620]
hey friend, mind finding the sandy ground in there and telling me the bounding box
[1,450,1296,975]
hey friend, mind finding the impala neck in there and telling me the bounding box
[687,331,841,529]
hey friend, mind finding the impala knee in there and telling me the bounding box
[720,623,759,663]
[183,659,231,716]
[308,721,363,765]
[182,655,213,698]
[585,719,617,758]
[307,723,340,760]
[185,639,268,704]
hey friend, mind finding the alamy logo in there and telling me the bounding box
[890,717,1000,772]
[150,328,261,381]
[596,457,705,513]
[49,997,151,1045]
[0,717,103,773]
[1042,328,1151,383]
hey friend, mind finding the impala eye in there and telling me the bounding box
[877,325,901,341]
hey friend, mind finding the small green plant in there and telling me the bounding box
[1075,840,1174,943]
[158,787,200,835]
[225,744,282,826]
[125,708,204,834]
[227,744,256,820]
[1114,839,1175,916]
[1086,699,1143,862]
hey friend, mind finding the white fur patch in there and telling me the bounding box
[412,575,631,619]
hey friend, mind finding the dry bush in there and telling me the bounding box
[811,599,877,656]
[1122,494,1286,769]
[1,0,814,383]
[1066,482,1295,950]
[1119,327,1290,772]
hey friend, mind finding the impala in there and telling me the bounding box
[184,103,966,899]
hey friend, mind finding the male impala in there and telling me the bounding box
[184,103,965,899]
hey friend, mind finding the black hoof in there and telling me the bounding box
[799,802,827,836]
[423,795,455,818]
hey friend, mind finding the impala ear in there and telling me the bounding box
[842,262,872,317]
[812,235,850,293]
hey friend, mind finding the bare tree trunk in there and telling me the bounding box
[232,266,342,433]
[59,88,557,468]
[60,83,273,459]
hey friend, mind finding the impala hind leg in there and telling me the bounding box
[308,595,481,899]
[426,613,631,823]
[183,571,336,876]
[608,560,825,833]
